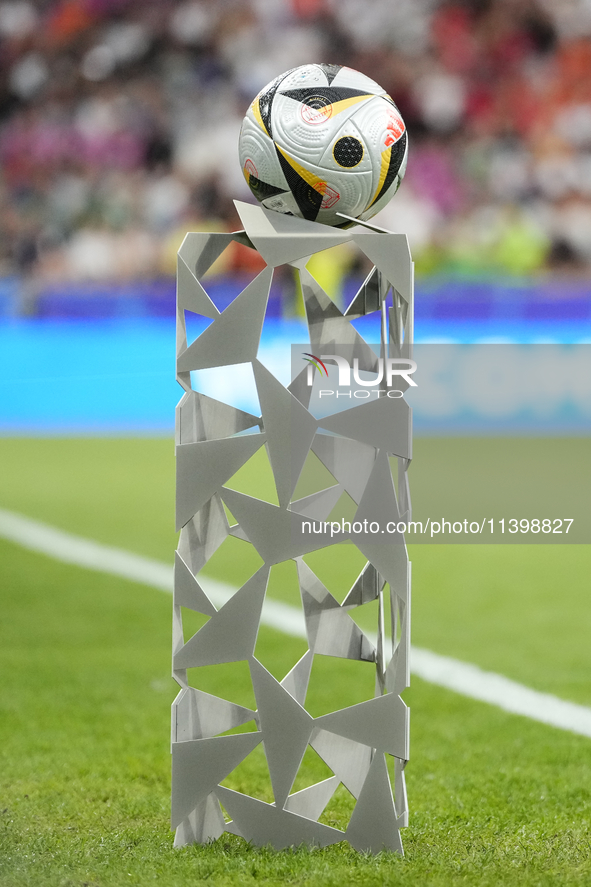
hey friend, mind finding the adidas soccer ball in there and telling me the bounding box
[238,63,408,228]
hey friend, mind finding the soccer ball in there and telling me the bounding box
[238,63,408,228]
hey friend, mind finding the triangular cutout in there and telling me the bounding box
[256,566,309,681]
[267,560,304,610]
[218,718,259,737]
[174,552,217,615]
[195,535,264,593]
[327,490,357,523]
[305,242,356,307]
[280,650,314,707]
[180,606,211,645]
[224,445,280,506]
[348,312,383,339]
[220,742,275,804]
[305,657,376,719]
[253,625,309,690]
[317,781,355,830]
[176,432,267,530]
[177,255,220,319]
[222,500,237,525]
[201,268,263,312]
[347,598,379,635]
[189,362,260,416]
[289,745,336,798]
[184,309,215,346]
[292,449,339,501]
[187,660,257,710]
[311,431,376,505]
[178,231,235,280]
[301,545,367,603]
[310,727,372,798]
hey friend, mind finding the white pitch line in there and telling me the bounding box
[2,505,591,740]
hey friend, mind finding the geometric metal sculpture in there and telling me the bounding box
[172,201,413,854]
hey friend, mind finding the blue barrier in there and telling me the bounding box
[2,274,590,327]
[1,318,590,434]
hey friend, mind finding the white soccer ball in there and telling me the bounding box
[238,63,408,228]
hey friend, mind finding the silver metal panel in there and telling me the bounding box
[341,561,383,609]
[250,658,313,808]
[289,485,343,521]
[173,552,217,616]
[172,686,257,742]
[177,266,273,372]
[345,752,403,855]
[284,775,340,820]
[176,390,261,445]
[171,732,262,828]
[300,268,379,373]
[177,494,229,576]
[287,365,314,410]
[178,231,234,279]
[297,559,375,662]
[311,432,376,505]
[173,792,226,847]
[253,359,317,508]
[394,756,409,826]
[173,566,269,668]
[177,256,220,320]
[219,487,348,565]
[315,692,409,759]
[318,396,411,460]
[175,433,267,530]
[310,728,372,799]
[280,650,314,706]
[234,200,351,267]
[344,266,381,318]
[352,231,412,304]
[174,208,414,853]
[216,786,343,849]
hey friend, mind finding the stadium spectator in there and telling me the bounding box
[0,0,590,306]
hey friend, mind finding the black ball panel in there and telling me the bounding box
[333,136,364,168]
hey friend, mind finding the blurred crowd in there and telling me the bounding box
[1,0,591,287]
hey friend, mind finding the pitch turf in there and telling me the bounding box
[0,438,590,886]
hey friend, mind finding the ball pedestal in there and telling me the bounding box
[171,202,413,854]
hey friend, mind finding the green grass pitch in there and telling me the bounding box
[0,438,590,886]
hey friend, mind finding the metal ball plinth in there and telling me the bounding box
[171,201,413,854]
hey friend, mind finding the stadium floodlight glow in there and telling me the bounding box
[172,63,413,855]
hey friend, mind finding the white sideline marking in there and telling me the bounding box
[2,506,591,740]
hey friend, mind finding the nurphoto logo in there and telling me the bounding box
[304,353,417,399]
